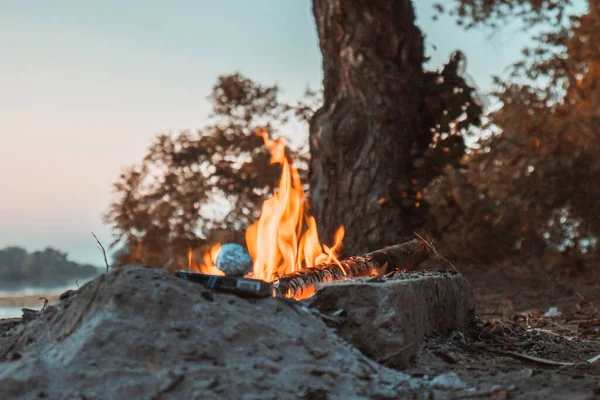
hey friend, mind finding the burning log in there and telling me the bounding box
[274,239,431,299]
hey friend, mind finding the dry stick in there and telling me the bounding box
[379,342,415,363]
[38,297,49,311]
[458,386,513,399]
[413,232,474,290]
[92,232,110,273]
[158,374,185,395]
[58,274,105,341]
[487,348,577,367]
[274,239,431,298]
[587,353,600,365]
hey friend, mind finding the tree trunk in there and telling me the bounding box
[309,0,426,255]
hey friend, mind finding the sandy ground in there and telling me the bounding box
[1,264,600,399]
[0,267,422,399]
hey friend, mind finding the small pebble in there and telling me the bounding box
[430,372,467,390]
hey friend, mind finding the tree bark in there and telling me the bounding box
[309,0,427,255]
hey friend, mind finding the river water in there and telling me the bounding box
[0,306,26,319]
[0,281,92,319]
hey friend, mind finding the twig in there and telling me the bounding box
[433,350,459,364]
[38,297,49,311]
[92,232,110,273]
[414,232,474,289]
[158,374,185,395]
[457,385,514,399]
[379,342,414,363]
[58,274,105,341]
[586,353,600,364]
[314,311,344,327]
[487,348,576,367]
[486,295,503,316]
[566,318,600,326]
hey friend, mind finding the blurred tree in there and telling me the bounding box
[105,0,600,273]
[426,1,600,269]
[106,2,486,267]
[104,74,316,269]
[0,246,98,289]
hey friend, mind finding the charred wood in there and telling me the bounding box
[274,239,430,299]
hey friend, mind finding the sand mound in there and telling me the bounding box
[0,267,418,400]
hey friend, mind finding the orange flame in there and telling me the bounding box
[189,244,224,276]
[201,130,344,286]
[246,131,344,282]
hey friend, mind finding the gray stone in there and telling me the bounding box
[215,243,253,276]
[308,270,475,369]
[430,372,468,390]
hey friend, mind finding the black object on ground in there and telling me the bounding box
[174,271,274,298]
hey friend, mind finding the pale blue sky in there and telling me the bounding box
[0,0,532,265]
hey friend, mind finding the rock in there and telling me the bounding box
[0,318,21,336]
[59,290,77,301]
[430,372,467,390]
[308,271,475,369]
[543,306,561,317]
[0,266,421,399]
[20,309,41,324]
[215,243,253,276]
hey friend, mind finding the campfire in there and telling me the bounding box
[187,130,430,299]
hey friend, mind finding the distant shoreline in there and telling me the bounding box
[0,246,102,293]
[0,293,62,308]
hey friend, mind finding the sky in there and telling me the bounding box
[0,0,534,266]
